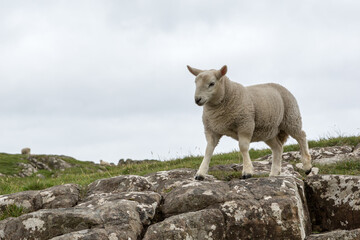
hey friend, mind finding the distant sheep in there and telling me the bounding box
[187,65,312,180]
[100,160,112,166]
[21,148,31,155]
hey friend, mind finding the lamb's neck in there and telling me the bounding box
[205,77,236,110]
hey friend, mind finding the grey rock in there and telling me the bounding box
[258,145,358,165]
[86,175,152,197]
[220,177,311,240]
[306,175,360,232]
[0,200,144,240]
[17,163,38,177]
[29,156,72,171]
[143,209,226,240]
[0,184,80,214]
[49,229,109,240]
[306,228,360,240]
[145,168,198,193]
[0,208,102,240]
[209,160,303,179]
[79,191,161,225]
[162,181,230,217]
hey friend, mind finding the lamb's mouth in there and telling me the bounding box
[196,101,205,106]
[195,97,206,106]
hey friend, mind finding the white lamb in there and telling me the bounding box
[187,65,312,180]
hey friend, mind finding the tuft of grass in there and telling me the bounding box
[22,179,54,191]
[0,204,27,220]
[209,170,243,181]
[0,153,28,175]
[315,159,360,176]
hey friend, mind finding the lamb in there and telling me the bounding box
[100,159,111,166]
[187,65,312,180]
[21,148,31,155]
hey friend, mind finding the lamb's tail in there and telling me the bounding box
[277,130,289,145]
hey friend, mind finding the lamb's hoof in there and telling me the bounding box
[195,175,205,181]
[242,174,252,179]
[305,168,312,175]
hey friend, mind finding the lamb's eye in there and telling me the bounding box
[209,82,215,88]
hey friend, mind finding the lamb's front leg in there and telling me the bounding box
[195,131,221,181]
[238,135,254,179]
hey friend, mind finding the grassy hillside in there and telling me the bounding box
[0,135,359,196]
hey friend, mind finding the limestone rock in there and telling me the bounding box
[143,209,226,240]
[79,191,161,225]
[162,181,229,217]
[209,161,303,179]
[0,208,102,240]
[145,168,198,193]
[220,177,311,240]
[0,184,80,214]
[29,156,72,171]
[17,163,38,177]
[49,229,109,240]
[0,200,144,240]
[258,145,358,165]
[306,228,360,240]
[306,175,360,232]
[86,175,152,197]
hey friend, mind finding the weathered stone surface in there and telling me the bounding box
[29,156,72,171]
[0,200,144,240]
[0,208,102,240]
[209,161,303,179]
[220,177,311,240]
[258,145,359,165]
[306,175,360,232]
[49,229,109,240]
[145,168,198,193]
[162,181,229,217]
[86,175,152,196]
[143,209,226,240]
[306,228,360,240]
[14,155,74,177]
[0,184,80,213]
[17,162,38,177]
[79,191,161,225]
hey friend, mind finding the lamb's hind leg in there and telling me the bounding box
[265,137,284,176]
[291,130,312,174]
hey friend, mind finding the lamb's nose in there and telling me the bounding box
[195,97,202,104]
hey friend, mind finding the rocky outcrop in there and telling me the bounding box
[15,156,74,177]
[305,175,360,232]
[0,168,312,240]
[0,184,80,213]
[258,145,360,164]
[1,146,360,239]
[306,228,360,240]
[118,158,160,166]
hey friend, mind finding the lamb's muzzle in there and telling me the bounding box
[187,65,312,180]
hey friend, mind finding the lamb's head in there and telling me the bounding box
[187,65,227,106]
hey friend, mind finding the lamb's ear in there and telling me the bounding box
[187,65,203,76]
[216,65,227,79]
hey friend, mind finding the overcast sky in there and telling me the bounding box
[1,1,359,163]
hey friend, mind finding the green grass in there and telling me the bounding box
[0,135,359,196]
[0,153,28,175]
[0,204,27,220]
[314,159,360,175]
